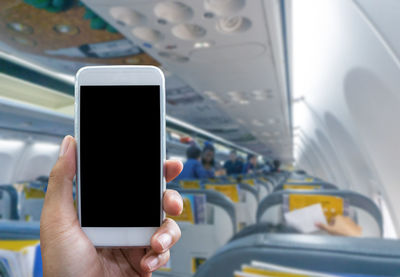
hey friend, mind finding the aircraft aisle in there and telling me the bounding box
[0,0,399,276]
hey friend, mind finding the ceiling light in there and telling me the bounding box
[154,1,194,23]
[237,100,249,105]
[268,118,279,124]
[227,91,250,104]
[203,90,221,102]
[132,27,164,43]
[110,7,145,26]
[252,89,268,100]
[53,24,79,35]
[7,22,33,34]
[172,23,206,40]
[216,16,251,34]
[251,119,264,127]
[194,41,213,49]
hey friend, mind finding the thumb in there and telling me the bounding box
[41,136,77,224]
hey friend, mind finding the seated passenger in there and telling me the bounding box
[176,144,214,180]
[260,161,272,174]
[224,150,243,175]
[242,154,258,174]
[272,159,281,172]
[316,215,362,237]
[201,142,225,177]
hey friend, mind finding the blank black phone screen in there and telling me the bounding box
[79,85,161,227]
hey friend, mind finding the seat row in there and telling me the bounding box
[0,170,386,276]
[153,170,384,276]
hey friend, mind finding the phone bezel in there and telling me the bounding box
[74,66,166,247]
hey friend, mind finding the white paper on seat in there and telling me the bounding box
[284,203,327,233]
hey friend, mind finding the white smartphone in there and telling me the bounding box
[74,65,165,247]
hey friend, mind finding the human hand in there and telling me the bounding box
[316,215,362,237]
[40,135,184,276]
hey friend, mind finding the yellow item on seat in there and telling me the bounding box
[288,194,344,222]
[23,187,45,199]
[240,265,309,276]
[168,196,195,223]
[0,240,39,252]
[242,179,256,186]
[283,184,321,190]
[205,184,239,203]
[179,180,201,189]
[286,178,314,183]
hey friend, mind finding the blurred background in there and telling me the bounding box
[0,0,400,276]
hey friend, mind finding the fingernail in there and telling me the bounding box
[174,194,184,214]
[59,136,71,157]
[145,256,159,271]
[157,233,172,250]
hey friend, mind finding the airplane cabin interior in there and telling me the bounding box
[0,0,399,276]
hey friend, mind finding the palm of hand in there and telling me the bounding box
[40,136,183,277]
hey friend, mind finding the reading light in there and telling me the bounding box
[194,41,212,49]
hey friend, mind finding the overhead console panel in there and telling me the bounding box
[80,0,292,160]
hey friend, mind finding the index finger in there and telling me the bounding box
[164,160,183,183]
[163,189,183,216]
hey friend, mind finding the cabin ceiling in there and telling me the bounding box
[0,0,292,162]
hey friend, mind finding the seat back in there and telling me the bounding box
[164,187,236,275]
[0,221,41,277]
[193,234,400,277]
[20,182,46,221]
[0,220,40,240]
[274,181,338,192]
[236,183,258,230]
[257,190,383,237]
[0,185,20,220]
[229,222,297,242]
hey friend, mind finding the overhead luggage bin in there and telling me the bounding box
[256,189,383,237]
[193,234,400,277]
